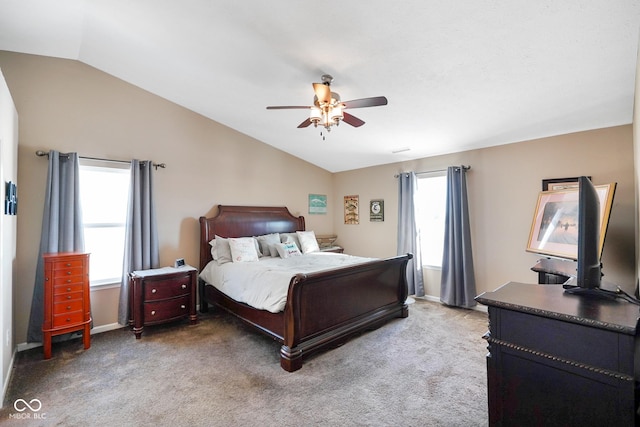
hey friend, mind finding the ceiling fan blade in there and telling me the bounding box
[313,83,331,104]
[342,112,365,127]
[297,118,312,128]
[343,96,388,109]
[266,106,310,110]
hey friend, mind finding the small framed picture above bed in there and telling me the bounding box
[344,195,359,224]
[308,194,327,215]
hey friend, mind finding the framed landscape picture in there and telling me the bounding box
[308,194,327,215]
[526,182,616,260]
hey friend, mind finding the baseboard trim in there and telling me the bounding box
[416,294,488,313]
[16,322,125,353]
[1,347,16,408]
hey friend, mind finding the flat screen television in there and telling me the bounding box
[563,176,609,297]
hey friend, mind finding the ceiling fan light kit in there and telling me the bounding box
[267,74,388,138]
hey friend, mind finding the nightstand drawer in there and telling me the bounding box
[144,295,191,323]
[54,299,84,315]
[52,311,85,328]
[144,275,192,300]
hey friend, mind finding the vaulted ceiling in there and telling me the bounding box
[1,1,639,172]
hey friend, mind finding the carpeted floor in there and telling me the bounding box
[1,299,489,427]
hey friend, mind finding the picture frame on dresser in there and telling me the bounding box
[526,182,616,260]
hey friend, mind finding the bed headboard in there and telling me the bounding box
[199,205,306,271]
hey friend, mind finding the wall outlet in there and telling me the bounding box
[5,329,10,347]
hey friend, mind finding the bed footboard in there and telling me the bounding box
[280,253,412,372]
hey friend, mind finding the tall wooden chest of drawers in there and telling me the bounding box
[129,266,198,338]
[42,252,92,359]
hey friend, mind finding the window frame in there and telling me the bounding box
[415,171,448,269]
[78,160,130,289]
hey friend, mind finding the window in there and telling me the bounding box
[79,161,130,287]
[415,172,447,268]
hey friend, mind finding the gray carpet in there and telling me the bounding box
[1,300,489,427]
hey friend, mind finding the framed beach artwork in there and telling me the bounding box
[308,194,327,215]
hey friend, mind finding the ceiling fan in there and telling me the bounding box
[266,74,387,136]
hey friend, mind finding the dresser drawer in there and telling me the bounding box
[144,295,191,323]
[51,257,85,270]
[53,283,84,295]
[53,291,83,304]
[51,265,84,278]
[51,275,85,287]
[52,311,85,328]
[53,299,84,315]
[144,275,192,301]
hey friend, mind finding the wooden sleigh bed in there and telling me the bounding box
[198,205,412,372]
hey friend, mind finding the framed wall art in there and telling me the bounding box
[369,199,384,222]
[542,176,591,191]
[526,182,616,260]
[344,195,359,224]
[308,194,327,214]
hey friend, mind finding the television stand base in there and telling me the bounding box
[562,285,619,300]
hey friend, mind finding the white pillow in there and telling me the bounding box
[229,237,259,263]
[296,230,320,254]
[275,241,302,259]
[256,233,280,257]
[214,235,232,265]
[280,232,301,250]
[209,239,218,260]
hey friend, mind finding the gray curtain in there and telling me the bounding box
[27,151,85,342]
[440,166,476,308]
[397,172,424,297]
[118,160,160,325]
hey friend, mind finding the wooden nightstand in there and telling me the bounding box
[129,266,198,339]
[319,246,344,253]
[42,252,91,359]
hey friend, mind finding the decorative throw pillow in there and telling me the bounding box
[275,241,302,259]
[296,230,320,254]
[256,233,280,257]
[229,237,259,263]
[280,232,301,250]
[214,235,232,265]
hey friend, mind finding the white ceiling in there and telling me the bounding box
[1,1,639,172]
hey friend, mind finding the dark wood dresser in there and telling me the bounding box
[42,252,92,359]
[476,282,640,426]
[129,266,198,338]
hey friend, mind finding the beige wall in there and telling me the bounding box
[334,125,636,298]
[0,51,334,345]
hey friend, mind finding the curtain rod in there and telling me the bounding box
[35,150,166,170]
[394,165,470,178]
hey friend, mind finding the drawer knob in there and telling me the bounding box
[66,279,72,283]
[151,310,156,316]
[67,287,72,292]
[66,263,71,267]
[67,296,72,300]
[66,306,71,310]
[181,305,186,309]
[66,271,72,275]
[181,284,187,289]
[151,289,157,293]
[66,318,71,322]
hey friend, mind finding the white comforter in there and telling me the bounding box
[199,252,375,313]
